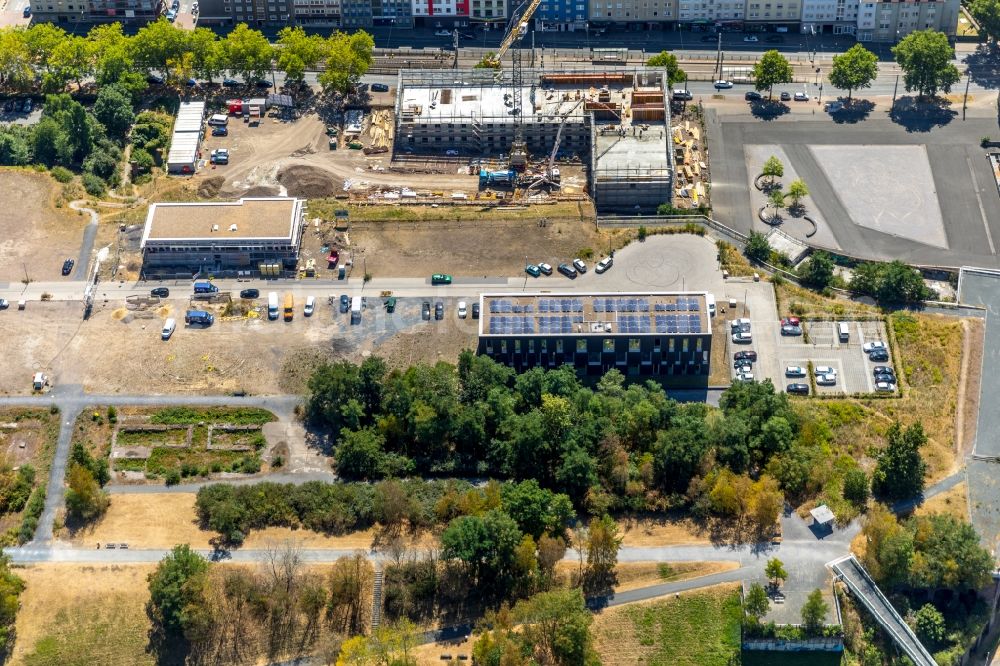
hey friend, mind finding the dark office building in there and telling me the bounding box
[477,292,712,379]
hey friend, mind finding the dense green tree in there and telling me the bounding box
[0,556,24,651]
[653,410,710,492]
[65,464,109,522]
[850,260,931,303]
[829,44,879,99]
[0,125,33,166]
[646,51,686,86]
[187,27,222,82]
[131,19,188,74]
[908,513,993,591]
[42,94,95,165]
[319,31,375,94]
[583,514,621,593]
[799,250,835,290]
[761,155,784,186]
[801,589,829,635]
[93,84,135,141]
[843,468,869,507]
[872,422,927,500]
[223,24,274,83]
[765,557,787,588]
[786,179,809,207]
[744,230,772,263]
[744,581,770,624]
[753,50,794,99]
[335,427,390,480]
[147,544,210,638]
[913,603,946,647]
[892,30,960,99]
[501,480,574,540]
[0,29,33,88]
[514,589,600,666]
[971,0,1000,44]
[276,26,327,83]
[441,510,522,595]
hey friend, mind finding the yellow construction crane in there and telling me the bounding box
[480,0,544,169]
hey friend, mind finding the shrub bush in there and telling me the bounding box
[50,166,74,183]
[81,172,106,197]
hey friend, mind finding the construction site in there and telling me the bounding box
[392,67,676,212]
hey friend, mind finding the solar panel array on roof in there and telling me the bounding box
[489,316,536,334]
[654,314,702,334]
[537,315,584,334]
[538,298,583,313]
[654,298,700,312]
[594,298,650,313]
[488,299,535,314]
[618,314,651,333]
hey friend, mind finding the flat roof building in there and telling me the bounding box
[140,197,306,278]
[477,292,711,380]
[167,101,205,175]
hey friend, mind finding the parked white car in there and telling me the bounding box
[814,366,837,377]
[732,331,753,344]
[736,372,755,382]
[816,374,837,386]
[595,257,613,273]
[458,301,468,318]
[875,381,896,393]
[863,341,887,353]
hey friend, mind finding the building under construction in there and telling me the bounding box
[393,67,674,212]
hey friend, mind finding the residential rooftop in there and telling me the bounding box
[478,292,709,337]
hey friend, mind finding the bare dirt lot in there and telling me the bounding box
[0,170,88,282]
[0,297,476,396]
[194,111,479,198]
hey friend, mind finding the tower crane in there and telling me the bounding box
[481,0,544,170]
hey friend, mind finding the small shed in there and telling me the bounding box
[810,504,835,530]
[247,98,266,118]
[166,133,202,174]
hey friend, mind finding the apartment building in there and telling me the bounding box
[676,0,744,23]
[587,0,674,26]
[536,0,587,31]
[412,0,470,27]
[745,0,800,27]
[29,0,162,25]
[856,0,957,42]
[195,0,292,25]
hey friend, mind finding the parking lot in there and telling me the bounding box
[725,281,893,395]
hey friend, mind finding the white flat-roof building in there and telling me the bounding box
[167,101,206,175]
[140,197,306,277]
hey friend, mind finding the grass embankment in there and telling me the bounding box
[775,280,879,320]
[591,583,741,666]
[309,200,596,223]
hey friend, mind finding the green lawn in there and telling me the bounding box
[597,586,742,666]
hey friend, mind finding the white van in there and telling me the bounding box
[207,113,229,126]
[161,318,176,340]
[304,296,315,317]
[838,322,850,342]
[267,292,279,320]
[706,293,716,317]
[350,296,362,324]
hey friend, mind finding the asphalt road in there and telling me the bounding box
[958,270,1000,458]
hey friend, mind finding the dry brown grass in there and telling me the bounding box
[12,563,156,666]
[774,280,879,320]
[618,516,711,548]
[73,493,436,552]
[915,481,969,520]
[556,561,740,593]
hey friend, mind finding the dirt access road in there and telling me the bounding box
[0,171,90,282]
[195,112,478,199]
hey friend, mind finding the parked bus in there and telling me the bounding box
[283,293,294,322]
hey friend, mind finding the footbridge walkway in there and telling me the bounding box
[828,555,937,666]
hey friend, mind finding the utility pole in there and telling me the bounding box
[715,32,723,80]
[891,73,899,110]
[531,28,535,68]
[963,71,970,120]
